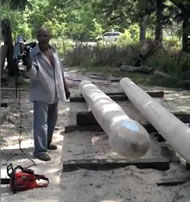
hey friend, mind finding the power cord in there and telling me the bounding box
[4,76,36,168]
[17,82,36,168]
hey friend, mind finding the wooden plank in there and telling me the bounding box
[63,157,170,172]
[77,112,96,125]
[76,111,190,126]
[157,176,190,186]
[1,103,8,108]
[65,124,156,133]
[70,91,164,102]
[65,125,103,133]
[1,178,10,184]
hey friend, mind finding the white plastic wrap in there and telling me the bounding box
[80,80,150,158]
[120,77,190,163]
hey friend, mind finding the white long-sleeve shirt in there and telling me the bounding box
[27,44,66,104]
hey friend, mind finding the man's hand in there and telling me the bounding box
[23,52,32,72]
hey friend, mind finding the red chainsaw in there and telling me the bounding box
[5,163,49,193]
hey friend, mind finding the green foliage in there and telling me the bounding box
[64,42,144,67]
[163,37,182,52]
[117,24,140,45]
[89,19,104,39]
[51,38,73,55]
[1,0,30,10]
[1,0,190,90]
[177,54,190,74]
[144,50,178,73]
[63,43,94,66]
[44,20,66,37]
[144,49,190,81]
[17,23,32,39]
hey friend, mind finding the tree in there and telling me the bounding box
[155,0,164,42]
[170,0,190,52]
[0,0,30,77]
[1,0,30,10]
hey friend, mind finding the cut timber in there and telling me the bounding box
[65,123,156,133]
[157,176,190,186]
[1,103,8,108]
[80,80,150,158]
[70,91,164,102]
[65,125,103,133]
[1,178,10,184]
[63,157,170,172]
[76,111,190,126]
[120,77,190,163]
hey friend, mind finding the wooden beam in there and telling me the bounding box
[157,176,190,186]
[1,178,10,184]
[65,125,103,133]
[76,111,190,126]
[70,91,164,102]
[63,157,170,172]
[1,103,8,108]
[65,124,157,133]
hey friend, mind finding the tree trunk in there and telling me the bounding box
[155,0,164,43]
[139,20,146,42]
[1,19,19,77]
[182,16,190,53]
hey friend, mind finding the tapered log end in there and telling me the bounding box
[109,121,150,158]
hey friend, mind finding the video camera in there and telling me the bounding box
[12,34,36,76]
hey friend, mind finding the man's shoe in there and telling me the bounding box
[35,153,51,161]
[48,143,57,150]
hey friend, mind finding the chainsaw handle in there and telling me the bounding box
[7,164,24,176]
[7,163,14,177]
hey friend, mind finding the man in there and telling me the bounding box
[26,27,70,161]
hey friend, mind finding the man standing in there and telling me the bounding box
[26,27,70,161]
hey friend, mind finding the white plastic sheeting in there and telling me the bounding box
[80,80,150,158]
[120,77,190,163]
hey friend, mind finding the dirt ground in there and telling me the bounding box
[1,68,190,202]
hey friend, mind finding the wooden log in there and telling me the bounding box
[65,125,103,133]
[76,111,190,126]
[63,157,170,172]
[157,176,190,186]
[65,112,190,133]
[80,80,150,158]
[70,91,164,102]
[65,123,156,133]
[120,77,190,163]
[1,103,8,107]
[1,178,10,184]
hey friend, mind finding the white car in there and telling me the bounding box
[103,32,121,42]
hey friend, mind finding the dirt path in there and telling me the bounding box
[1,68,190,202]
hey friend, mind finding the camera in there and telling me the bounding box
[13,34,36,74]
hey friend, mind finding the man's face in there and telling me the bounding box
[37,29,51,44]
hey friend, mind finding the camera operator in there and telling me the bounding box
[25,27,70,161]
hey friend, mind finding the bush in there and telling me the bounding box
[51,38,73,56]
[63,42,142,67]
[163,37,182,53]
[63,37,190,89]
[144,50,178,73]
